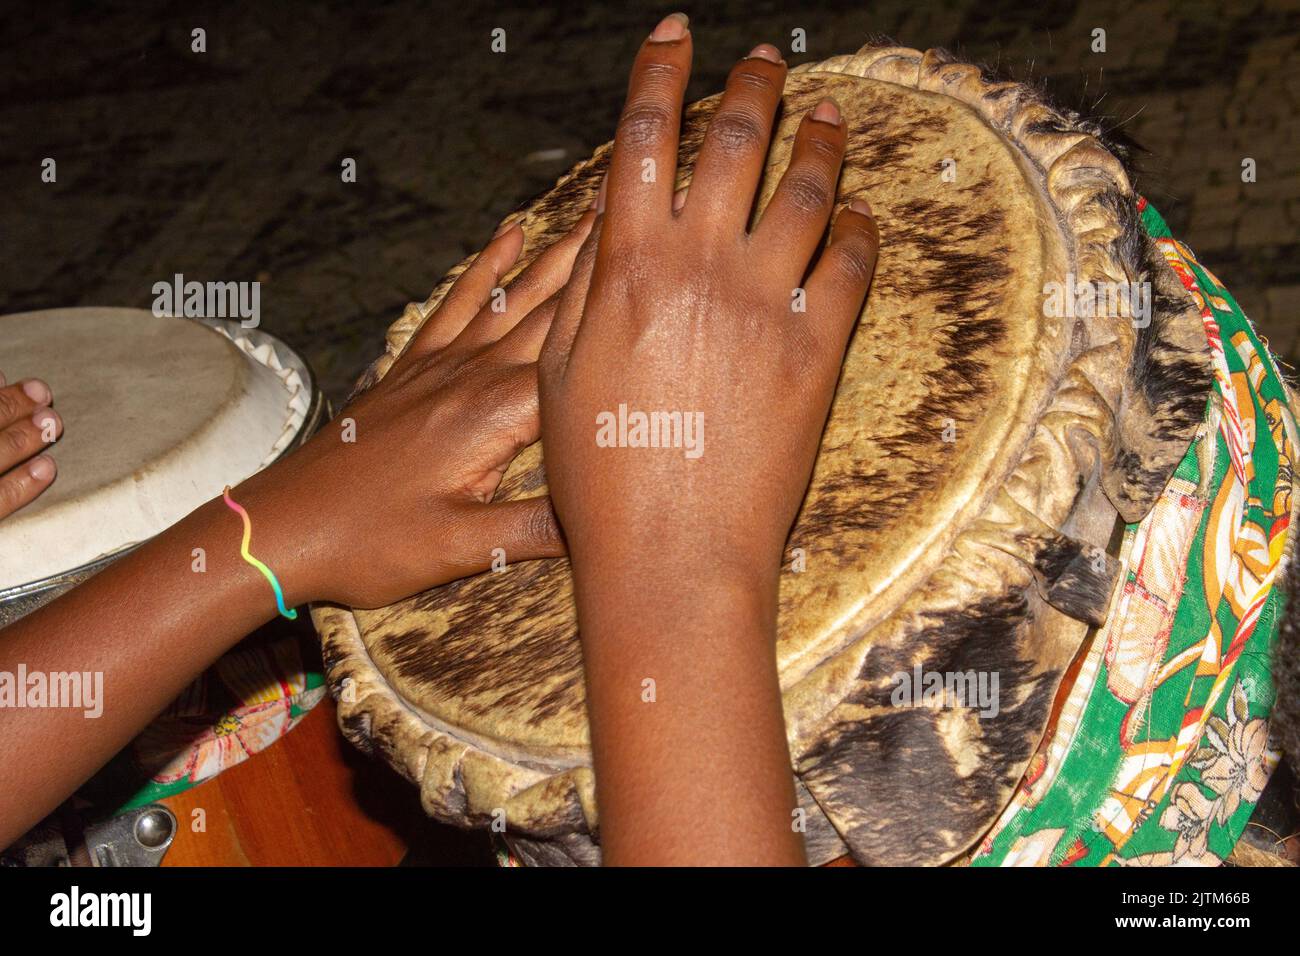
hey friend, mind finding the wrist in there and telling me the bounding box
[218,464,326,611]
[571,548,780,645]
[137,495,292,635]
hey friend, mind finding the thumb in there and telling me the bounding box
[447,496,567,575]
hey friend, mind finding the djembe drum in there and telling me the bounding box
[314,45,1296,866]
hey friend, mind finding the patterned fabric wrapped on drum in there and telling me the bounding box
[312,44,1298,866]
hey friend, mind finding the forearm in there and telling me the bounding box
[0,489,294,846]
[0,207,584,849]
[574,558,805,865]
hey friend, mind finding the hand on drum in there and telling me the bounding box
[235,211,596,610]
[538,14,878,864]
[541,29,879,589]
[0,375,61,520]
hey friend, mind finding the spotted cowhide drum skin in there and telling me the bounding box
[313,45,1213,866]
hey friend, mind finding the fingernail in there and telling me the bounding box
[672,186,688,212]
[747,43,783,63]
[595,174,608,214]
[33,407,61,435]
[22,379,50,404]
[649,12,689,42]
[493,218,519,238]
[29,454,56,482]
[811,99,841,125]
[849,198,873,216]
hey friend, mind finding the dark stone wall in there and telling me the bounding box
[2,0,1296,403]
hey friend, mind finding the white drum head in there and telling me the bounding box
[0,307,310,593]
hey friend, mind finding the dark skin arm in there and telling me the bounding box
[540,15,880,865]
[0,213,594,849]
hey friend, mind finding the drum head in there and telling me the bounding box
[361,72,1057,754]
[0,308,312,596]
[315,46,1212,865]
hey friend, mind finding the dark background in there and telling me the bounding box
[1,0,1297,406]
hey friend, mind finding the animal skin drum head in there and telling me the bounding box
[314,45,1214,866]
[0,307,312,599]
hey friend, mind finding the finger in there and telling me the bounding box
[680,45,786,234]
[0,379,51,429]
[406,223,526,356]
[753,99,847,280]
[540,212,603,382]
[492,294,560,364]
[450,497,567,576]
[452,211,596,354]
[805,200,880,357]
[0,406,62,474]
[0,454,57,520]
[604,13,692,245]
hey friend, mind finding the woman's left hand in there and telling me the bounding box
[243,212,595,609]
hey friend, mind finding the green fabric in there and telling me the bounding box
[973,201,1293,867]
[77,635,326,814]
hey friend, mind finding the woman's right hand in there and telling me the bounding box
[0,214,593,847]
[540,20,879,605]
[0,375,61,519]
[535,13,879,865]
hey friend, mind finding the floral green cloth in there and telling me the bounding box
[81,629,325,812]
[973,199,1295,866]
[4,628,323,864]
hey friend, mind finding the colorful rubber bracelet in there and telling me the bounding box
[222,486,298,620]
